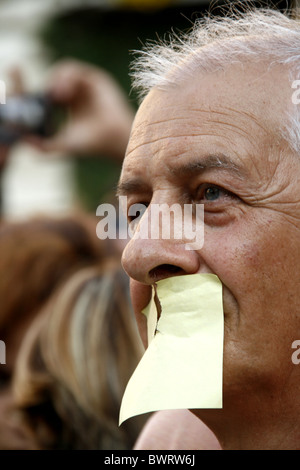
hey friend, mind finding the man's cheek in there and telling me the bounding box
[206,231,263,293]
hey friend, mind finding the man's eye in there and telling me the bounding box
[196,184,233,203]
[127,203,148,225]
[127,203,148,236]
[204,186,221,201]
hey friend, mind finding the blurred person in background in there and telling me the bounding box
[0,59,140,450]
[0,213,106,448]
[0,60,135,168]
[0,56,220,449]
[13,261,145,450]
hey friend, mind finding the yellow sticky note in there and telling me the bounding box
[119,273,224,425]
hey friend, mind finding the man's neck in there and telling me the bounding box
[194,396,300,450]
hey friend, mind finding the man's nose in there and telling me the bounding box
[121,210,201,285]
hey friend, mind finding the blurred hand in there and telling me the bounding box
[26,60,135,162]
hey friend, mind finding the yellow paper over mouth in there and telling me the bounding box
[119,273,224,425]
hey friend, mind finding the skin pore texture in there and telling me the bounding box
[119,60,300,450]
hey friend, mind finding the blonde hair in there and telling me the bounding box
[0,213,103,335]
[13,260,145,449]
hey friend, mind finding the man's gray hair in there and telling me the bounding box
[130,8,300,154]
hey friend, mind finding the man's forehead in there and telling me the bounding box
[128,60,291,134]
[121,61,292,189]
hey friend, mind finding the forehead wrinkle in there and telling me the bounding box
[189,106,270,132]
[134,115,189,129]
[116,178,151,198]
[128,102,273,159]
[223,106,270,131]
[125,133,207,159]
[188,107,273,147]
[127,109,220,157]
[167,153,247,179]
[207,119,258,144]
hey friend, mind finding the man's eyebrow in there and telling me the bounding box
[117,154,245,196]
[116,179,149,197]
[168,154,246,178]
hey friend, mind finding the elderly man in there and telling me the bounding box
[118,8,300,450]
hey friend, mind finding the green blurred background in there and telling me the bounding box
[40,3,210,211]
